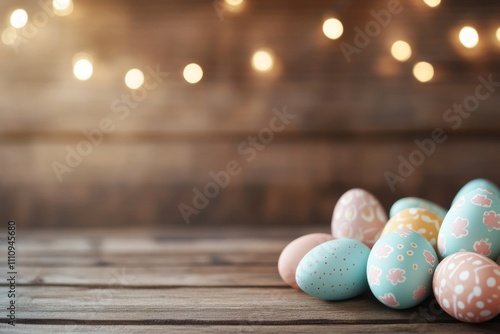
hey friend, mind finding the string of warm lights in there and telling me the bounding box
[2,0,500,87]
[321,0,498,83]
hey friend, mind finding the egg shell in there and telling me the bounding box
[438,188,500,260]
[296,239,370,300]
[433,252,500,323]
[367,230,438,309]
[390,197,447,220]
[278,233,334,289]
[381,208,442,251]
[452,178,500,205]
[331,188,387,248]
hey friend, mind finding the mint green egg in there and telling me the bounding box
[296,239,369,300]
[439,188,500,260]
[452,178,500,205]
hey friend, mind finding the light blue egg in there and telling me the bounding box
[390,197,447,220]
[438,188,500,260]
[296,239,369,300]
[452,178,500,205]
[367,230,437,309]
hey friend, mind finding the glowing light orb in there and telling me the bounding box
[323,18,343,40]
[183,63,203,84]
[413,62,434,83]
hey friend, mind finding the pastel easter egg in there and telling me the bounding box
[278,233,334,289]
[390,197,447,220]
[296,239,370,300]
[381,208,442,251]
[367,230,438,309]
[452,178,500,205]
[438,188,500,260]
[433,252,500,323]
[332,188,387,248]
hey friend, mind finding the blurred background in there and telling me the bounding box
[0,0,499,228]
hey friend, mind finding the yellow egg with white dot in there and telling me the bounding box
[381,208,442,252]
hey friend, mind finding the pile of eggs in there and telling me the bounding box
[278,178,500,323]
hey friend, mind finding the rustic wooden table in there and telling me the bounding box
[1,227,498,333]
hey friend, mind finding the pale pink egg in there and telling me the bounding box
[278,233,333,289]
[332,188,387,248]
[433,252,500,323]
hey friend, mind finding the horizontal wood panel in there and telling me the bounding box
[11,287,461,323]
[1,0,499,230]
[0,253,280,267]
[0,266,283,287]
[1,0,500,134]
[8,286,499,326]
[6,323,500,333]
[1,227,498,332]
[0,139,499,227]
[1,82,500,134]
[0,227,325,266]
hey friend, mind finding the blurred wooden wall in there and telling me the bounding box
[0,0,499,228]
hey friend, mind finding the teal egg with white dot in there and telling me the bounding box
[296,239,369,300]
[367,230,438,309]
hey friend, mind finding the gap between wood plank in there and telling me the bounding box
[2,318,478,326]
[1,129,500,144]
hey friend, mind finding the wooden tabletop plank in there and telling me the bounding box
[1,252,280,267]
[10,286,499,324]
[13,226,322,240]
[6,323,500,334]
[12,227,324,250]
[0,266,283,287]
[5,227,317,267]
[2,227,499,333]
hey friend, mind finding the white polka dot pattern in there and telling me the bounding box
[433,252,500,323]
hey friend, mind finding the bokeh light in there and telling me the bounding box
[496,27,500,43]
[1,28,18,46]
[251,50,274,72]
[73,57,93,81]
[322,18,343,40]
[183,63,203,84]
[125,69,145,89]
[413,62,434,83]
[390,40,412,62]
[459,26,479,48]
[10,9,28,29]
[423,0,441,8]
[53,0,74,16]
[225,0,243,6]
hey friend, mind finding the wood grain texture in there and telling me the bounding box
[1,226,499,334]
[0,227,499,333]
[0,1,500,227]
[8,287,492,324]
[0,266,284,287]
[1,0,500,134]
[7,323,500,334]
[1,139,499,227]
